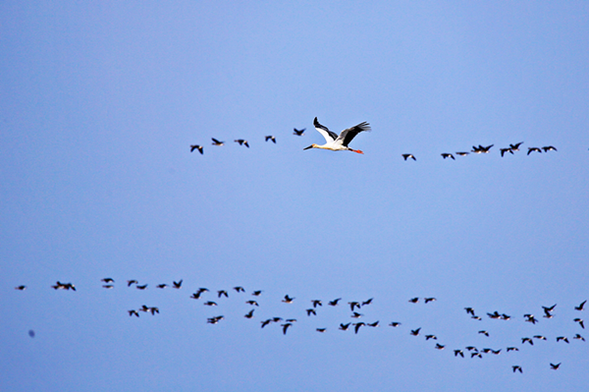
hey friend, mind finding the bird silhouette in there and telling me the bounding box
[190,145,204,154]
[402,154,416,161]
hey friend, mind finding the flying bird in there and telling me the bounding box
[316,328,327,333]
[402,154,416,161]
[389,322,401,327]
[353,322,366,334]
[281,323,292,335]
[550,363,561,370]
[218,290,228,298]
[575,300,586,311]
[265,135,276,143]
[311,300,323,308]
[456,152,469,156]
[509,142,523,151]
[101,278,114,283]
[328,298,342,306]
[556,336,569,343]
[410,328,421,336]
[441,153,454,160]
[522,337,534,345]
[454,349,464,357]
[339,323,351,331]
[527,147,542,155]
[293,128,306,136]
[542,146,557,152]
[14,285,26,290]
[244,309,255,319]
[304,117,371,154]
[233,286,245,293]
[512,365,523,373]
[574,318,585,329]
[172,280,183,289]
[245,300,259,306]
[472,144,493,153]
[424,297,436,303]
[190,145,204,154]
[362,298,374,306]
[408,297,419,303]
[306,308,317,316]
[500,148,513,157]
[282,295,295,303]
[211,138,224,146]
[234,139,249,148]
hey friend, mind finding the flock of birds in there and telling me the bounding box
[14,279,586,374]
[190,117,561,160]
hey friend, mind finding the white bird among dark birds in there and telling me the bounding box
[304,117,370,154]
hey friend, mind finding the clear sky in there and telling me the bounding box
[1,1,588,391]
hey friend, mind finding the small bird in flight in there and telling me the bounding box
[293,128,306,136]
[234,139,249,148]
[190,145,204,154]
[211,138,224,146]
[265,135,276,143]
[402,154,416,161]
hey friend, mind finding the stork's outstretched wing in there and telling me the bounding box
[313,117,339,143]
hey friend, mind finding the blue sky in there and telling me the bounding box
[2,1,588,391]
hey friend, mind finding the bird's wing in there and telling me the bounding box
[313,117,339,143]
[336,121,371,147]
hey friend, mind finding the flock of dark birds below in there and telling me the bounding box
[189,118,564,160]
[14,280,586,374]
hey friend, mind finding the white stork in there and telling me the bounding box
[304,117,370,154]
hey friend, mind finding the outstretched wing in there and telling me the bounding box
[336,121,371,147]
[313,117,339,143]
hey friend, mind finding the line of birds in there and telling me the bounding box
[189,117,566,161]
[14,280,587,373]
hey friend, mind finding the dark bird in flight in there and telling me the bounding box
[542,146,557,152]
[479,330,489,337]
[15,285,26,290]
[527,147,542,155]
[472,144,493,153]
[500,148,513,157]
[512,365,523,373]
[127,280,138,286]
[424,297,436,303]
[265,135,276,143]
[367,321,379,328]
[556,336,569,344]
[550,362,561,370]
[573,334,585,341]
[575,300,586,311]
[172,280,183,289]
[211,138,224,146]
[389,322,401,327]
[101,278,114,283]
[454,349,464,357]
[441,153,454,160]
[244,309,254,319]
[410,328,421,336]
[102,284,114,289]
[316,328,326,333]
[464,307,475,316]
[190,145,203,154]
[261,319,272,328]
[281,323,292,335]
[306,308,317,316]
[207,316,224,324]
[522,337,534,345]
[408,297,419,303]
[233,286,245,293]
[574,318,585,329]
[245,300,259,306]
[136,284,148,290]
[348,301,361,311]
[362,298,374,306]
[293,128,305,136]
[534,335,547,341]
[328,298,342,306]
[339,323,351,331]
[435,343,445,350]
[487,311,501,319]
[506,347,519,352]
[402,154,416,161]
[351,312,363,319]
[510,142,523,151]
[311,300,323,308]
[353,322,366,334]
[501,314,511,320]
[282,295,295,303]
[203,301,217,306]
[524,314,538,324]
[128,310,139,317]
[156,284,168,289]
[252,290,263,296]
[456,152,469,156]
[234,139,249,148]
[425,334,437,340]
[218,290,228,298]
